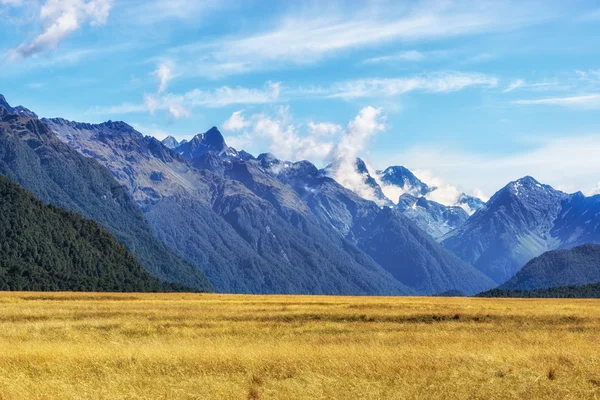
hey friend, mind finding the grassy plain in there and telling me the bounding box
[0,292,598,399]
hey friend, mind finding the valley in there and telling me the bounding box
[0,292,599,399]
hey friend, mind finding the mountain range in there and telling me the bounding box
[442,176,600,284]
[45,118,416,295]
[42,114,495,295]
[1,93,600,296]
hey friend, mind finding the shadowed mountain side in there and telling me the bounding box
[0,174,186,292]
[497,244,600,291]
[222,156,496,295]
[0,107,212,291]
[46,118,413,295]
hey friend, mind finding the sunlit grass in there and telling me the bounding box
[0,292,598,399]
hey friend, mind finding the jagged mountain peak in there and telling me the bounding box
[376,165,432,196]
[0,94,9,108]
[161,135,179,149]
[456,193,485,215]
[46,117,137,134]
[204,126,225,146]
[175,126,230,159]
[492,176,562,204]
[0,94,38,119]
[257,152,281,166]
[355,157,370,175]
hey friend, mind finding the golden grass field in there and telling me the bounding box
[0,293,599,399]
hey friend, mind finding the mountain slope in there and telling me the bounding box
[0,175,180,292]
[376,165,432,196]
[46,119,413,295]
[397,193,469,239]
[442,177,567,283]
[497,244,600,291]
[0,96,212,291]
[443,176,600,284]
[373,164,483,233]
[161,135,179,149]
[552,193,600,248]
[258,156,496,295]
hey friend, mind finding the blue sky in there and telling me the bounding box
[2,0,600,200]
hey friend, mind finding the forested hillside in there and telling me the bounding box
[0,175,184,292]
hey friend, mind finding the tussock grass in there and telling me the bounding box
[0,292,598,399]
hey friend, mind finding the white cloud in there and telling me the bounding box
[362,50,425,64]
[89,81,281,119]
[152,62,173,94]
[225,132,253,151]
[513,94,600,109]
[185,81,281,108]
[379,134,600,199]
[327,106,387,204]
[589,182,600,196]
[222,108,346,165]
[413,169,466,206]
[304,72,498,100]
[144,93,190,119]
[222,110,250,132]
[10,0,112,60]
[503,79,525,93]
[307,121,342,137]
[249,107,335,162]
[168,0,554,77]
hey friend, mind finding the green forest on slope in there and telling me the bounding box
[0,113,212,291]
[478,282,600,298]
[0,175,187,292]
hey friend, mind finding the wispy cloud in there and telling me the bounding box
[327,106,388,204]
[90,81,282,119]
[362,50,426,64]
[0,0,25,5]
[9,0,113,60]
[301,72,498,100]
[167,0,555,77]
[222,110,250,132]
[380,134,600,198]
[513,94,600,109]
[503,79,525,93]
[152,62,174,94]
[87,102,146,115]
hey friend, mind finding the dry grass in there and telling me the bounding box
[0,292,599,399]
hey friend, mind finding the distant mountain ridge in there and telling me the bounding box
[219,151,495,295]
[161,135,179,149]
[377,165,433,197]
[443,177,600,284]
[397,193,469,239]
[334,158,485,239]
[479,281,600,298]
